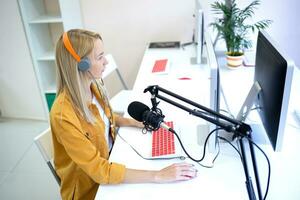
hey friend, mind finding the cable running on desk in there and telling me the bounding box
[116,127,221,168]
[170,127,222,163]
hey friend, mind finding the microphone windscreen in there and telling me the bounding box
[127,101,150,122]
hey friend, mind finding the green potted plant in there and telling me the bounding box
[210,0,272,68]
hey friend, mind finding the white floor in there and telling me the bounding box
[0,118,60,200]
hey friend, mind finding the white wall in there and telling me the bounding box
[80,0,299,97]
[201,0,300,68]
[1,0,298,119]
[254,0,300,68]
[0,0,45,120]
[80,0,195,96]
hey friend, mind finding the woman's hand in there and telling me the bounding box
[135,121,144,128]
[154,162,198,183]
[124,162,197,183]
[127,118,144,128]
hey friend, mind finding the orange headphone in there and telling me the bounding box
[62,32,91,71]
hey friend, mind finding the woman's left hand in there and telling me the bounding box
[134,120,144,128]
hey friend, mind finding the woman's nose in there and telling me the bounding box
[104,57,109,65]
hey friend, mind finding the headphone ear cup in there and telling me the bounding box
[77,57,91,72]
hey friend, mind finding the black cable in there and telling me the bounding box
[219,134,270,200]
[217,136,243,160]
[233,104,270,200]
[212,136,221,163]
[170,127,223,163]
[241,106,262,119]
[195,134,221,168]
[245,137,271,200]
[218,136,242,160]
[117,126,222,169]
[180,41,194,49]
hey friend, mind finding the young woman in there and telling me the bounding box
[50,29,197,200]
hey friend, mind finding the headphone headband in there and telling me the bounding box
[62,32,91,71]
[62,32,81,62]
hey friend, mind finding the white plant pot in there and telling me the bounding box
[226,54,244,68]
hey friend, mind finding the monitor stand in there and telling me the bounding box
[190,56,207,65]
[236,81,262,121]
[221,81,262,141]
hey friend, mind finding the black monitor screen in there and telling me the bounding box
[254,31,293,151]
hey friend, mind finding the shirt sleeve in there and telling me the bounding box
[113,113,121,126]
[51,109,126,184]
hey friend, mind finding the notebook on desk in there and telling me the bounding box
[152,59,170,74]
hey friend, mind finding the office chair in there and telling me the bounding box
[34,128,61,186]
[103,54,132,115]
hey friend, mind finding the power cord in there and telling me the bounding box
[241,106,262,122]
[217,136,242,160]
[170,127,223,163]
[195,135,221,168]
[180,41,194,50]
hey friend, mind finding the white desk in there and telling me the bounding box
[132,45,211,112]
[96,47,300,200]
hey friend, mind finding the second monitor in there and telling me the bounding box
[193,0,205,64]
[237,30,294,152]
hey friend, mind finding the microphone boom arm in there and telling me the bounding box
[143,85,262,200]
[144,85,252,138]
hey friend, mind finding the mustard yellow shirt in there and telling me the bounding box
[50,84,126,200]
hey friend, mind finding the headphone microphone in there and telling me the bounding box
[62,32,91,72]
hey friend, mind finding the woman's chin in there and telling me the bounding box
[94,74,102,79]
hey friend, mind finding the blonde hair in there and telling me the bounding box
[55,29,102,123]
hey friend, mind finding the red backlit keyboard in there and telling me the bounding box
[152,121,175,157]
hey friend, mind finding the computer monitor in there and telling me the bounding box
[203,30,220,151]
[253,30,294,151]
[205,31,220,114]
[238,30,294,151]
[194,0,205,64]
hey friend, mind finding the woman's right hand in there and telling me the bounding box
[154,162,198,183]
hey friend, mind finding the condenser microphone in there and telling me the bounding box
[127,101,173,132]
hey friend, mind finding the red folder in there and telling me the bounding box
[152,59,168,73]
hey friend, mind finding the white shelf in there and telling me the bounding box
[18,0,82,117]
[37,51,55,61]
[45,87,57,94]
[29,14,62,24]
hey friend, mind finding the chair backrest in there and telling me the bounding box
[34,128,61,185]
[103,54,128,89]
